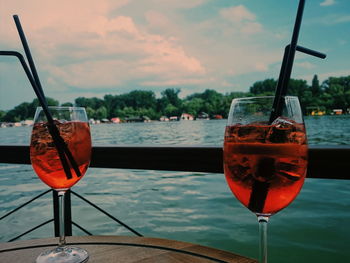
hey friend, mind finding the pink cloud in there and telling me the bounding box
[220,5,262,35]
[220,5,256,23]
[1,0,205,89]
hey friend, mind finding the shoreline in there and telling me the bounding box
[1,114,349,128]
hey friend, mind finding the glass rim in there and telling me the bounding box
[36,106,86,111]
[232,95,299,101]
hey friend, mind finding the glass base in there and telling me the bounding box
[36,246,89,263]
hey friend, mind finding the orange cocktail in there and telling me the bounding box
[224,123,307,215]
[30,121,91,189]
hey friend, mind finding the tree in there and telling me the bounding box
[182,98,204,116]
[323,76,350,92]
[61,102,73,107]
[85,107,95,119]
[249,79,276,95]
[2,75,349,122]
[164,103,178,117]
[311,74,321,97]
[2,102,30,122]
[94,106,108,120]
[322,76,350,111]
[29,98,59,118]
[104,94,117,118]
[157,88,182,116]
[75,97,104,110]
[185,89,225,116]
[161,88,182,107]
[0,110,5,120]
[115,107,137,118]
[121,90,157,109]
[1,97,59,122]
[285,79,309,113]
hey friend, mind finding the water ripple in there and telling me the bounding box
[1,118,350,263]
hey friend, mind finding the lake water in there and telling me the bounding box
[0,116,350,263]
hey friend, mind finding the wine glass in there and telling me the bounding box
[30,106,92,263]
[223,96,307,263]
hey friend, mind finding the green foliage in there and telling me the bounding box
[182,98,204,116]
[161,88,182,107]
[94,106,108,120]
[250,79,276,96]
[75,97,104,109]
[61,102,73,107]
[311,74,321,96]
[0,97,58,122]
[1,75,350,122]
[185,89,226,117]
[85,107,95,119]
[164,103,179,117]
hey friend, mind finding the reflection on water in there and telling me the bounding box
[91,120,225,146]
[0,117,350,263]
[305,115,350,145]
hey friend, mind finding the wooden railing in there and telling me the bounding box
[0,144,349,179]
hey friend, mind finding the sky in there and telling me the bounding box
[0,0,349,110]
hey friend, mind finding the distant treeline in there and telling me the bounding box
[1,75,349,122]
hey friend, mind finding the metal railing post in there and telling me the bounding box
[53,190,72,237]
[53,190,59,237]
[65,190,72,236]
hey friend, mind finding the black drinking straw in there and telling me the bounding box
[248,0,326,213]
[13,15,45,106]
[0,50,73,179]
[270,0,306,123]
[10,15,82,179]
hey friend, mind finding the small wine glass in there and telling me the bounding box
[223,96,308,263]
[30,106,91,263]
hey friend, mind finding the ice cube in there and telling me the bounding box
[31,124,52,155]
[227,164,253,185]
[59,123,73,143]
[225,156,254,186]
[271,117,296,129]
[266,117,296,143]
[237,125,268,143]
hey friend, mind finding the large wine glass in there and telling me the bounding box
[223,96,307,263]
[30,107,91,263]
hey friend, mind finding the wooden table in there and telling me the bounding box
[0,236,257,263]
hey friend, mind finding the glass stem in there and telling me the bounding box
[58,190,66,247]
[258,216,269,263]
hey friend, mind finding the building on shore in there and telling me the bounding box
[180,113,194,121]
[197,112,209,120]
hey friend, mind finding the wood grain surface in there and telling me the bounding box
[0,236,257,263]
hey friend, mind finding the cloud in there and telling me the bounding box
[1,0,205,91]
[320,0,336,7]
[333,15,350,23]
[220,5,256,22]
[296,62,315,70]
[141,78,207,87]
[254,62,269,72]
[300,69,350,83]
[145,11,171,30]
[241,22,263,34]
[45,20,206,88]
[307,14,350,26]
[3,0,332,109]
[145,0,205,9]
[220,5,262,35]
